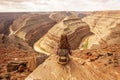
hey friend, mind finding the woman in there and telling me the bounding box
[56,34,71,65]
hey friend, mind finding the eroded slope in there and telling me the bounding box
[34,16,93,54]
[82,11,120,48]
[26,44,120,80]
[9,13,56,46]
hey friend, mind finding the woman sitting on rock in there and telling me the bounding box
[55,33,71,65]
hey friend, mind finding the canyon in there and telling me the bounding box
[0,11,120,80]
[83,11,120,48]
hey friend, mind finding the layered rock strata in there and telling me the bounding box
[9,13,56,46]
[82,11,120,48]
[34,16,93,54]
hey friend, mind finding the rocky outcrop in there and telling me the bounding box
[0,38,48,80]
[34,16,93,54]
[26,44,120,80]
[7,61,27,72]
[82,11,120,48]
[9,13,56,46]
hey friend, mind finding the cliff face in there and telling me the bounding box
[49,12,89,23]
[34,16,93,54]
[49,12,72,22]
[82,11,120,48]
[0,13,24,34]
[26,44,120,80]
[0,34,33,51]
[9,13,56,46]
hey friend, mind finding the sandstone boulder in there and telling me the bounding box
[7,61,27,72]
[35,55,49,67]
[34,16,93,54]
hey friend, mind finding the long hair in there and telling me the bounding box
[59,34,70,49]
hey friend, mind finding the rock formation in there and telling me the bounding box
[49,12,72,22]
[34,16,93,54]
[49,11,89,23]
[9,13,56,46]
[82,11,120,48]
[0,42,37,80]
[0,34,33,51]
[0,13,24,34]
[26,44,120,80]
[0,34,48,80]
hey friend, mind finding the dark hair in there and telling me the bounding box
[59,34,70,49]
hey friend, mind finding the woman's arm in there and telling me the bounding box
[55,44,59,55]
